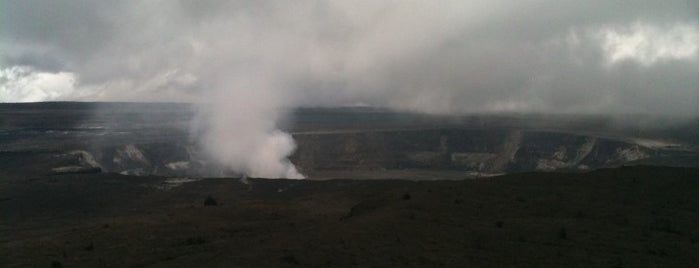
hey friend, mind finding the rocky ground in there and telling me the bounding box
[2,166,698,267]
[3,103,698,267]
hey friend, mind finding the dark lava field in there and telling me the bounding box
[2,102,699,267]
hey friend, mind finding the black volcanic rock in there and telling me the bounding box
[2,103,699,267]
[1,166,699,267]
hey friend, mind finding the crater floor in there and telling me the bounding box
[2,103,698,267]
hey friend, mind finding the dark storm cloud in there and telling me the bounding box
[1,0,697,114]
[0,1,122,70]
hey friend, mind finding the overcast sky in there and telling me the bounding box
[1,0,698,115]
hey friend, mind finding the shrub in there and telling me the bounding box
[204,195,218,206]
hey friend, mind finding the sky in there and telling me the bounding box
[1,1,698,178]
[1,0,697,115]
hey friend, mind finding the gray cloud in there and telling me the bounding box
[2,0,697,114]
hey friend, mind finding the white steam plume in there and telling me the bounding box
[192,78,303,179]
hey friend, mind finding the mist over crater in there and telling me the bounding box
[2,1,698,177]
[2,103,697,180]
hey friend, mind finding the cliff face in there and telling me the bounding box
[5,128,657,179]
[1,103,695,179]
[290,129,654,176]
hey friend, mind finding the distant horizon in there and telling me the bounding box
[3,101,698,120]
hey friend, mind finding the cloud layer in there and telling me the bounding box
[2,0,697,115]
[2,1,697,178]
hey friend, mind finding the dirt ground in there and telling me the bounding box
[2,166,698,267]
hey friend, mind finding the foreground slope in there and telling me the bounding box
[2,166,698,267]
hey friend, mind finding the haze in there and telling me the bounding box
[1,0,697,178]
